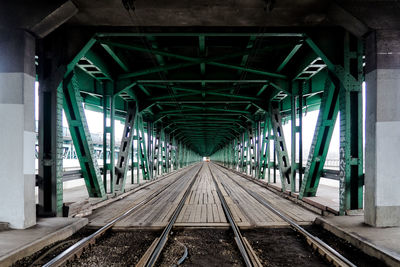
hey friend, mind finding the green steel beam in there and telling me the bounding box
[63,73,105,198]
[270,104,291,192]
[100,40,286,80]
[338,32,364,214]
[136,79,272,83]
[83,50,113,80]
[299,75,339,198]
[96,33,305,37]
[159,108,251,115]
[118,50,257,79]
[137,114,150,180]
[114,102,137,193]
[65,38,96,78]
[138,84,151,96]
[101,43,130,72]
[276,43,303,72]
[102,82,115,193]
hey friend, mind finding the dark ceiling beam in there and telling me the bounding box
[327,2,369,38]
[29,1,78,38]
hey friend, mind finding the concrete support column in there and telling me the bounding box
[365,30,400,227]
[0,30,36,228]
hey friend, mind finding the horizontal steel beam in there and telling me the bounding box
[97,33,305,37]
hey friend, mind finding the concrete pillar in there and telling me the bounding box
[365,30,400,227]
[0,30,36,228]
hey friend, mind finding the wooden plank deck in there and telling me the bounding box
[87,162,318,229]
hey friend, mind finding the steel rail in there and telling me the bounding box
[143,164,203,267]
[207,164,256,267]
[42,164,199,267]
[212,163,357,267]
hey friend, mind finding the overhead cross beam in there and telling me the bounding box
[98,40,287,80]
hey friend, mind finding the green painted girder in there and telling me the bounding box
[153,131,161,176]
[99,40,286,80]
[118,48,261,79]
[259,118,271,179]
[65,38,97,78]
[276,43,304,72]
[97,33,305,37]
[149,83,260,92]
[63,73,106,198]
[172,117,242,122]
[238,36,256,75]
[146,36,167,69]
[100,43,130,72]
[338,32,364,213]
[270,104,291,191]
[149,93,201,101]
[114,102,137,193]
[81,50,113,80]
[137,84,151,96]
[136,79,272,83]
[160,129,167,174]
[102,82,115,193]
[159,107,251,115]
[147,90,263,102]
[171,121,244,126]
[156,101,253,104]
[299,75,339,198]
[137,114,150,180]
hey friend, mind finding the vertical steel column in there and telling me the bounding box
[160,128,167,174]
[259,116,270,180]
[147,122,154,179]
[136,130,140,183]
[240,133,245,173]
[338,32,364,214]
[248,126,256,177]
[256,121,261,179]
[267,118,273,183]
[153,129,160,177]
[102,82,115,193]
[137,115,150,180]
[298,82,304,190]
[270,104,291,191]
[290,88,297,192]
[114,102,137,193]
[171,137,177,170]
[233,138,239,171]
[166,134,170,173]
[38,76,64,216]
[131,141,134,183]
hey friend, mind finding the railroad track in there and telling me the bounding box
[42,162,356,267]
[42,164,202,267]
[136,163,262,267]
[211,163,357,267]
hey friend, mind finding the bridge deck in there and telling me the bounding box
[88,163,318,229]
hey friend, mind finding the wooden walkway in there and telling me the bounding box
[88,162,318,229]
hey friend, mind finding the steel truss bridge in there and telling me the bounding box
[36,29,363,218]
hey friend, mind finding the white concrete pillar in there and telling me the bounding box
[0,30,36,229]
[365,30,400,227]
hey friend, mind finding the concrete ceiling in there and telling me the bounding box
[67,0,330,27]
[2,0,400,38]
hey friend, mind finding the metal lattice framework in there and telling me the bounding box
[37,29,364,216]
